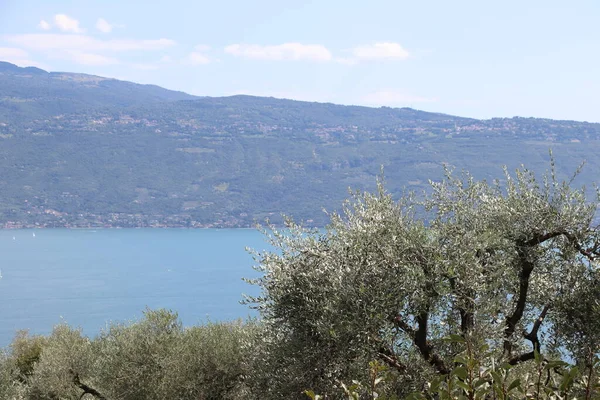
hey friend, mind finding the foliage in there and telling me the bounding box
[0,349,27,399]
[0,309,257,400]
[156,320,257,399]
[27,324,97,399]
[9,330,48,380]
[247,162,600,398]
[308,339,600,399]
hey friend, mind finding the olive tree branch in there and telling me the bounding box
[377,349,407,373]
[391,313,450,375]
[526,230,600,260]
[70,369,107,400]
[504,244,535,356]
[508,304,551,365]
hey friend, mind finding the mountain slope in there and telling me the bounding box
[0,62,599,228]
[0,61,197,123]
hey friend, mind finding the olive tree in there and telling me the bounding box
[92,308,184,400]
[0,348,27,400]
[158,320,258,399]
[247,163,600,398]
[26,324,100,400]
[93,309,255,400]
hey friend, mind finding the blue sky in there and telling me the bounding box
[1,0,599,122]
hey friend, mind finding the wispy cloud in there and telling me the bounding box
[348,42,410,63]
[95,18,113,34]
[187,52,210,65]
[38,20,51,31]
[362,89,437,106]
[54,14,84,33]
[66,51,119,66]
[185,44,211,65]
[224,43,332,62]
[6,15,413,75]
[3,33,175,67]
[0,47,45,68]
[0,47,29,60]
[194,44,210,52]
[223,42,408,64]
[4,34,176,52]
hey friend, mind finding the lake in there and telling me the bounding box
[0,229,270,347]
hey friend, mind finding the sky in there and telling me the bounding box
[0,0,599,122]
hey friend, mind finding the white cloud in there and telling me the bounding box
[0,47,46,68]
[224,43,332,61]
[96,18,113,34]
[362,89,437,106]
[54,14,84,33]
[188,52,210,65]
[4,34,176,52]
[3,33,175,67]
[159,55,173,63]
[185,44,211,65]
[0,47,29,59]
[65,51,119,66]
[351,42,410,60]
[38,20,51,30]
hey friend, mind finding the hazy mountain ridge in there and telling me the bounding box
[0,62,599,228]
[0,61,198,123]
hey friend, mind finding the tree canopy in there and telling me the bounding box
[247,161,600,398]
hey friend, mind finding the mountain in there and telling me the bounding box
[0,61,197,123]
[1,61,599,228]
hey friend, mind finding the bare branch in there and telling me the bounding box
[460,309,474,335]
[524,231,566,247]
[391,314,415,337]
[563,232,600,261]
[508,351,536,365]
[416,313,450,375]
[527,304,551,341]
[377,351,407,373]
[70,369,107,400]
[504,245,535,355]
[525,230,600,260]
[447,274,475,335]
[508,305,551,365]
[391,313,449,375]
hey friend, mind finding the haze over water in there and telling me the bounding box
[0,229,268,346]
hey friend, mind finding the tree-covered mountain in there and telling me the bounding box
[0,61,197,124]
[1,61,599,228]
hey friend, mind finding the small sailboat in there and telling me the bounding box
[0,269,3,279]
[32,232,36,237]
[12,236,15,241]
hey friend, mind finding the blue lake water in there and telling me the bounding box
[0,229,270,347]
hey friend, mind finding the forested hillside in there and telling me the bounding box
[1,61,600,227]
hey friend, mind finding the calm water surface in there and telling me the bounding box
[0,229,269,347]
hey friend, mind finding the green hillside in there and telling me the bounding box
[0,61,197,123]
[1,62,599,228]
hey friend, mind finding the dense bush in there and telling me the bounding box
[0,310,257,399]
